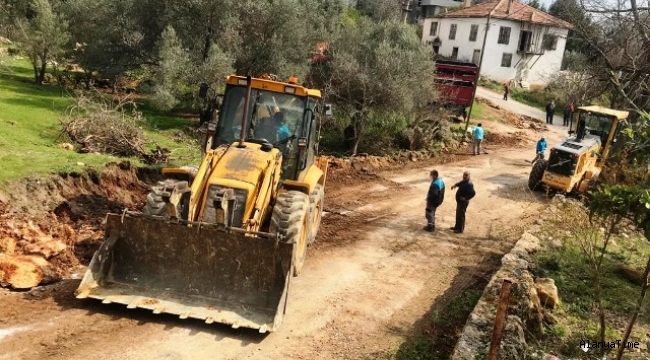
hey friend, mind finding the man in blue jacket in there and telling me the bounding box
[450,171,476,234]
[532,136,547,163]
[473,123,484,155]
[424,169,445,232]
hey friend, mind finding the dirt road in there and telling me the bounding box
[0,104,566,360]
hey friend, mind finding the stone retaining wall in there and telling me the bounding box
[451,231,554,360]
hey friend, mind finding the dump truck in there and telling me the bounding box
[528,105,629,194]
[434,59,479,117]
[75,74,332,333]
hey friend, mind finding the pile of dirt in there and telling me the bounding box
[0,162,159,289]
[487,131,530,148]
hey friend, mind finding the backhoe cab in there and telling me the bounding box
[76,74,332,333]
[528,106,629,194]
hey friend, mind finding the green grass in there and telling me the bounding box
[470,102,483,119]
[0,57,200,185]
[529,204,650,359]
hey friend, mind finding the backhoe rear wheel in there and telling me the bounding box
[308,184,325,245]
[143,179,190,220]
[528,159,548,191]
[271,190,311,277]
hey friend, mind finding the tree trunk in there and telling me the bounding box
[37,51,48,85]
[351,110,363,156]
[616,256,650,360]
[593,218,618,352]
[39,61,47,84]
[203,11,214,61]
[33,64,39,84]
[351,135,361,156]
[595,274,606,349]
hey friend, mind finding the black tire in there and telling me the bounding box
[143,179,190,219]
[528,159,548,191]
[270,190,311,277]
[308,184,325,245]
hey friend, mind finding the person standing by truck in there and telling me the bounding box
[473,123,484,155]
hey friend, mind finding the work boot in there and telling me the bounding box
[423,225,434,232]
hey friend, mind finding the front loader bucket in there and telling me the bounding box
[75,213,294,333]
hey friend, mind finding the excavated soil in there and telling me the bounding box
[0,162,159,278]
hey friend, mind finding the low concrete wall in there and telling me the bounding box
[451,231,543,360]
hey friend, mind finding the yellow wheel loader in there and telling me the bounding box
[75,74,333,333]
[528,106,629,194]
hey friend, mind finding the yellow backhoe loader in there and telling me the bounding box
[75,74,332,333]
[528,105,629,194]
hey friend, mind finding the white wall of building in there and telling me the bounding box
[422,17,569,86]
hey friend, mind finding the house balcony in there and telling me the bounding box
[516,47,545,56]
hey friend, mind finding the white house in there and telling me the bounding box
[422,0,574,86]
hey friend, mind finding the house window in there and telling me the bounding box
[472,49,481,65]
[542,34,558,50]
[498,27,511,44]
[518,30,532,52]
[469,24,479,42]
[449,24,457,40]
[501,53,513,67]
[451,47,459,59]
[430,22,438,36]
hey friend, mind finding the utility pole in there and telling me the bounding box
[464,14,491,132]
[401,0,411,24]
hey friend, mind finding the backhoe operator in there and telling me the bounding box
[254,108,290,144]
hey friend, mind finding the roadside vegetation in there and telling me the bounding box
[0,0,458,171]
[0,57,200,183]
[529,197,650,360]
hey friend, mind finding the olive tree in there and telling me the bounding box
[323,17,436,155]
[232,0,318,80]
[15,0,69,84]
[151,25,233,112]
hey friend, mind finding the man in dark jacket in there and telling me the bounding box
[545,100,555,124]
[450,171,476,234]
[424,169,445,232]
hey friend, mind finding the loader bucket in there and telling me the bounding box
[75,213,294,333]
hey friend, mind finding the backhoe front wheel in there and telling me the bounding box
[142,179,190,220]
[271,190,311,277]
[528,159,548,191]
[308,184,325,245]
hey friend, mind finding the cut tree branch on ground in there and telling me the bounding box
[60,90,170,164]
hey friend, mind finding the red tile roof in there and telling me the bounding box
[439,0,574,29]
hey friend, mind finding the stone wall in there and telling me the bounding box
[451,231,559,360]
